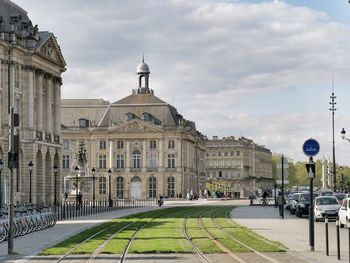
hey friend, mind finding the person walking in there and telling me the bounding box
[277,192,286,217]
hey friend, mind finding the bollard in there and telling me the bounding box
[325,215,329,256]
[336,217,340,260]
[348,220,350,263]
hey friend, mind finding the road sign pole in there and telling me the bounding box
[281,155,284,219]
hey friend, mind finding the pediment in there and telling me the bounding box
[110,119,163,134]
[37,35,66,67]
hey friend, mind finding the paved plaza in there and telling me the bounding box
[0,199,349,262]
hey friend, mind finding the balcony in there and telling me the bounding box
[36,130,43,141]
[147,167,158,172]
[45,133,52,143]
[130,168,142,172]
[54,135,60,144]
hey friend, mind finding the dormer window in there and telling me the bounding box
[79,118,89,128]
[126,112,135,121]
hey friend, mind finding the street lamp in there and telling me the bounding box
[108,168,112,207]
[75,165,79,209]
[53,164,58,206]
[28,161,33,204]
[92,167,96,207]
[0,159,3,207]
[341,128,350,142]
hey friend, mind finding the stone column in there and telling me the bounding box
[45,75,53,135]
[27,69,34,128]
[126,140,130,172]
[158,139,163,172]
[36,72,43,131]
[53,80,61,136]
[109,140,114,168]
[142,140,147,171]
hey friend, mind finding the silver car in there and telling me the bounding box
[314,196,341,221]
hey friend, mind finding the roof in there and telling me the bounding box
[112,94,166,105]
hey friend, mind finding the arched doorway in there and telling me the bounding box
[130,176,141,199]
[36,150,43,204]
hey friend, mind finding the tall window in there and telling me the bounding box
[117,140,124,149]
[167,154,175,168]
[62,155,70,169]
[100,140,106,150]
[150,140,156,149]
[168,139,175,149]
[99,177,107,194]
[237,151,240,156]
[99,155,107,169]
[148,177,157,198]
[148,152,157,169]
[167,176,175,198]
[132,150,141,169]
[116,176,124,198]
[63,141,69,150]
[116,154,124,169]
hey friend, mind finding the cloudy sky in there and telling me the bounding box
[15,0,350,164]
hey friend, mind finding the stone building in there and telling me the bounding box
[205,136,273,197]
[0,1,66,205]
[61,59,205,200]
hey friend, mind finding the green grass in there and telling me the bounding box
[41,205,287,255]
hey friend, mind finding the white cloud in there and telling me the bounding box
[15,0,350,164]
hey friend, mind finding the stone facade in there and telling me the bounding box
[61,59,205,200]
[205,136,273,197]
[0,1,66,205]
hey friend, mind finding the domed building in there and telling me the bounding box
[61,58,206,200]
[0,0,66,205]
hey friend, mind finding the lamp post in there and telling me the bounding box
[92,167,96,207]
[0,159,3,207]
[75,166,79,210]
[108,168,112,207]
[28,161,33,204]
[330,92,337,192]
[53,164,58,206]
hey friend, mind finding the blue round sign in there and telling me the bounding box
[302,138,320,157]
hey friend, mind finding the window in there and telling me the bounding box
[116,176,124,198]
[237,151,240,156]
[167,176,175,198]
[230,151,234,156]
[148,177,157,198]
[117,140,124,149]
[132,150,141,169]
[100,140,106,150]
[219,171,222,178]
[63,141,69,150]
[62,155,70,169]
[99,155,107,169]
[149,152,157,169]
[99,177,107,194]
[218,152,221,157]
[168,140,175,149]
[168,154,175,168]
[224,152,228,156]
[150,140,157,149]
[116,154,124,169]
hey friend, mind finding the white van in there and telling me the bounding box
[338,197,350,228]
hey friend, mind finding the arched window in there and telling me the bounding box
[167,176,175,198]
[116,176,124,199]
[132,150,141,169]
[99,177,107,194]
[148,177,157,198]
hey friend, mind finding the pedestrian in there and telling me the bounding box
[64,192,68,201]
[262,190,269,205]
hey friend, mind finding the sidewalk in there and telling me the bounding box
[0,206,162,262]
[231,203,350,263]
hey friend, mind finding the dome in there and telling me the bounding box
[136,62,150,74]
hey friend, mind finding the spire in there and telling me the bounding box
[135,56,152,94]
[142,53,144,63]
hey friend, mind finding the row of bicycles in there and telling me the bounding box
[0,205,57,243]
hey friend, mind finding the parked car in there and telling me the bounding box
[314,196,341,221]
[339,198,350,228]
[319,189,333,196]
[289,193,301,215]
[295,193,318,217]
[334,193,346,205]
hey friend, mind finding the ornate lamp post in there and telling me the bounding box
[92,167,96,207]
[341,128,350,142]
[108,168,112,207]
[53,164,58,206]
[0,159,3,207]
[75,165,79,209]
[28,161,33,204]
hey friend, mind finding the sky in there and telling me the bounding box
[15,0,350,165]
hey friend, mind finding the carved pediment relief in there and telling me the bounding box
[37,35,66,67]
[112,119,162,134]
